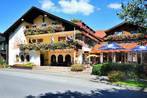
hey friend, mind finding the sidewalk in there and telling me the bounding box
[1,67,93,80]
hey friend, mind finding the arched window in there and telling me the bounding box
[26,55,30,62]
[51,55,56,63]
[65,55,71,66]
[16,55,19,62]
[20,55,24,62]
[58,55,63,63]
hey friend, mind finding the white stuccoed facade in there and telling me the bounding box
[29,50,40,66]
[8,22,40,66]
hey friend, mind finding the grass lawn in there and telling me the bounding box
[114,80,147,88]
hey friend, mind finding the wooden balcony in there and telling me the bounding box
[105,33,145,41]
[24,24,65,36]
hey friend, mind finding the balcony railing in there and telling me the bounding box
[24,24,65,36]
[19,40,82,51]
[105,33,145,41]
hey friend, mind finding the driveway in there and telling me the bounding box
[0,69,147,98]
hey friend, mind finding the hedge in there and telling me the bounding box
[92,62,146,77]
[91,64,102,75]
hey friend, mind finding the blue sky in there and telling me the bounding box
[0,0,129,33]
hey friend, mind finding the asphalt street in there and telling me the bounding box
[0,70,147,98]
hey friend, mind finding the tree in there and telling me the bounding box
[118,0,147,33]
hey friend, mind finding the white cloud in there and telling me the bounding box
[39,0,95,16]
[39,0,55,10]
[107,3,121,9]
[58,0,95,15]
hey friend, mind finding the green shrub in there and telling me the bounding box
[125,71,138,80]
[135,64,147,79]
[14,62,34,68]
[100,62,136,76]
[71,64,84,72]
[0,57,8,68]
[91,62,146,80]
[24,62,34,67]
[92,64,102,75]
[108,71,125,82]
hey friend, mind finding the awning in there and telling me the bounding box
[99,42,124,50]
[132,45,147,52]
[86,54,99,58]
[91,42,138,53]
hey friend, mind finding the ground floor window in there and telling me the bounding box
[20,55,24,62]
[26,55,30,62]
[16,55,19,62]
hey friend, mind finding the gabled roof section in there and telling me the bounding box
[3,6,80,36]
[105,22,126,33]
[105,22,144,36]
[74,21,103,41]
[75,21,95,33]
[3,6,101,42]
[95,30,106,38]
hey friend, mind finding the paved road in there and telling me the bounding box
[0,70,147,98]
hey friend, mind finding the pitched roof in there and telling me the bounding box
[105,22,146,36]
[95,30,106,38]
[3,6,101,42]
[75,21,95,33]
[105,22,126,33]
[3,6,79,36]
[74,21,103,41]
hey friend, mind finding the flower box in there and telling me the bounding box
[12,63,35,69]
[105,33,145,41]
[12,65,33,69]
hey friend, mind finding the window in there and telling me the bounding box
[32,39,36,43]
[32,24,36,28]
[130,31,137,34]
[115,31,123,35]
[20,55,24,62]
[26,55,30,62]
[0,43,4,50]
[29,39,32,43]
[58,37,66,41]
[76,34,83,40]
[16,55,19,62]
[37,39,43,43]
[42,23,47,27]
[52,21,58,25]
[26,25,29,29]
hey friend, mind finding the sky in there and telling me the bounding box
[0,0,129,33]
